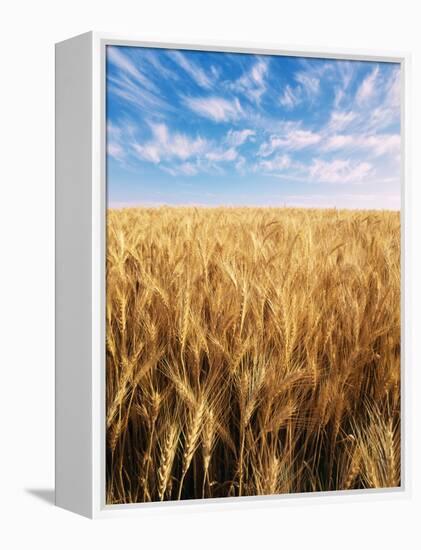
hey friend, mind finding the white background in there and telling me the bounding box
[0,0,419,547]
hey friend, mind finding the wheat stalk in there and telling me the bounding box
[105,206,400,504]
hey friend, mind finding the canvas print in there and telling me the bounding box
[105,45,401,505]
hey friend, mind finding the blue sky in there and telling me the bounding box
[106,46,401,210]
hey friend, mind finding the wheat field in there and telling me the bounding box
[106,206,400,504]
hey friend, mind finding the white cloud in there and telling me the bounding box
[230,59,269,104]
[333,61,356,108]
[258,129,322,156]
[323,133,400,157]
[179,163,199,175]
[133,122,207,164]
[167,133,206,159]
[322,134,355,151]
[364,68,401,131]
[131,122,245,176]
[251,60,267,84]
[183,96,244,122]
[308,159,373,184]
[259,154,291,172]
[210,65,220,79]
[286,130,322,150]
[280,85,301,109]
[206,147,238,162]
[161,162,199,176]
[107,46,158,93]
[133,142,161,163]
[327,110,357,132]
[235,156,247,174]
[107,142,125,161]
[279,62,331,106]
[225,129,255,147]
[294,71,320,97]
[356,66,379,104]
[333,88,345,109]
[106,123,129,162]
[385,69,401,109]
[365,134,400,156]
[366,106,394,131]
[143,50,180,81]
[107,73,169,112]
[258,136,283,157]
[337,61,355,90]
[168,51,213,89]
[107,122,122,141]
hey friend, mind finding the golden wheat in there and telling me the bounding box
[106,206,400,504]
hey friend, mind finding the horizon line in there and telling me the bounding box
[107,203,400,212]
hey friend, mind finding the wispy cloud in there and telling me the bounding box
[107,46,159,93]
[143,50,180,81]
[356,65,379,104]
[258,129,322,156]
[385,68,401,108]
[323,133,400,157]
[258,154,291,172]
[364,68,401,131]
[161,162,199,176]
[230,58,269,104]
[285,129,323,150]
[327,110,357,132]
[322,134,355,151]
[333,61,356,108]
[183,96,244,122]
[280,84,301,109]
[168,50,213,89]
[294,71,320,97]
[107,142,125,161]
[290,60,336,104]
[280,61,334,109]
[133,122,208,163]
[206,147,238,162]
[235,156,247,175]
[225,129,255,147]
[107,122,131,163]
[107,71,169,113]
[308,159,373,184]
[130,122,245,176]
[365,134,400,156]
[337,61,355,90]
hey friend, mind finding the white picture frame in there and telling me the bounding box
[55,31,411,519]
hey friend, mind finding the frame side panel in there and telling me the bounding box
[55,32,93,518]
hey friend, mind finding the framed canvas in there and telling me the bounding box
[55,32,411,518]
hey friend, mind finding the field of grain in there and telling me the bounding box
[106,206,400,504]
